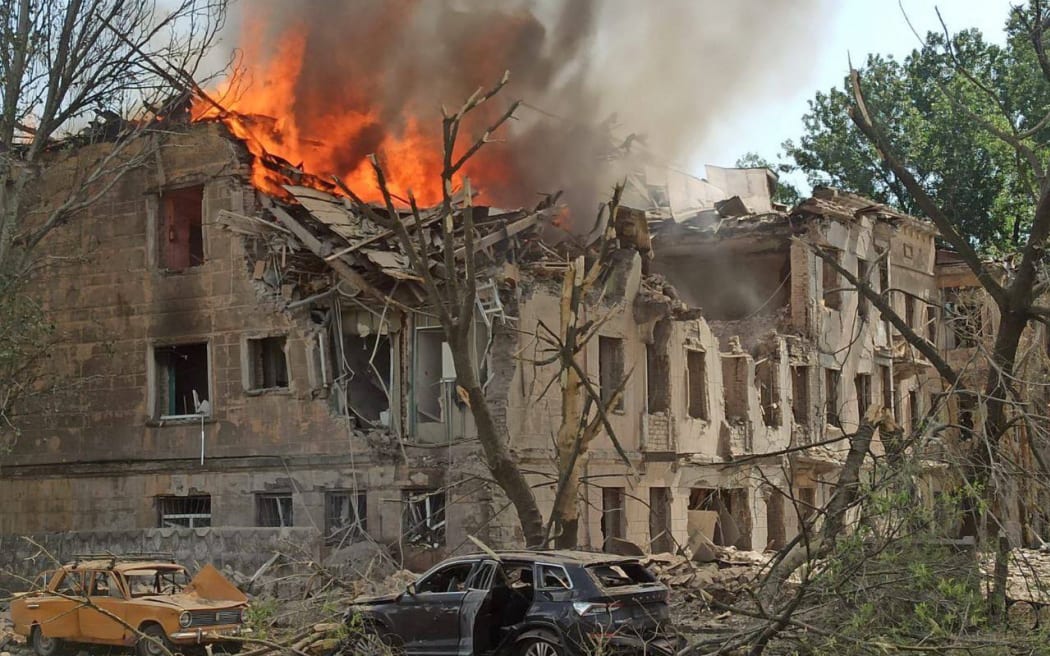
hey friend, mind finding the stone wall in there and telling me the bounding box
[0,527,319,595]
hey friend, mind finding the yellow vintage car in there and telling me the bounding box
[10,553,249,656]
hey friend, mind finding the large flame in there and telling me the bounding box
[192,11,499,204]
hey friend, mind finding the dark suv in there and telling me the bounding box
[345,550,680,655]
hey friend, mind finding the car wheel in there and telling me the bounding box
[518,635,563,656]
[31,626,68,656]
[137,624,176,656]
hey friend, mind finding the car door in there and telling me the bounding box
[457,560,497,655]
[76,571,127,643]
[388,560,477,655]
[31,570,84,640]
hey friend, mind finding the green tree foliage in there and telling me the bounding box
[784,13,1050,251]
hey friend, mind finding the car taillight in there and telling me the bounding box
[572,601,623,616]
[179,612,192,628]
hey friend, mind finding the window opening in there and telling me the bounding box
[646,321,671,413]
[154,343,209,418]
[342,334,392,422]
[822,248,841,310]
[414,329,451,424]
[247,336,289,390]
[159,186,204,270]
[688,487,751,549]
[599,336,625,412]
[686,349,709,420]
[403,489,446,547]
[324,491,367,546]
[825,368,841,427]
[879,365,893,416]
[857,259,870,318]
[649,487,673,554]
[791,365,809,426]
[256,493,293,527]
[157,495,211,528]
[601,487,627,549]
[756,358,780,427]
[854,373,872,418]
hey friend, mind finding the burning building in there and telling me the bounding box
[0,99,951,572]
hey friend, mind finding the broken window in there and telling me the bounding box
[909,389,920,431]
[247,336,289,391]
[686,349,709,420]
[157,495,211,528]
[791,366,809,426]
[646,321,671,413]
[797,486,816,523]
[159,186,204,270]
[879,365,893,416]
[403,489,446,547]
[925,303,937,345]
[688,488,750,549]
[414,329,451,424]
[825,368,841,427]
[944,288,979,349]
[601,487,627,549]
[756,358,780,427]
[256,493,293,527]
[854,373,872,418]
[342,334,392,423]
[722,356,747,422]
[154,343,209,418]
[857,259,870,319]
[822,248,841,310]
[649,487,673,554]
[324,491,367,546]
[599,336,625,412]
[905,295,916,329]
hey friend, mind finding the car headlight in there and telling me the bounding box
[240,607,249,623]
[179,611,192,628]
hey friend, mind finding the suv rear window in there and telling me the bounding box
[587,562,657,589]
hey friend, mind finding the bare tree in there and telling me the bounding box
[0,0,228,443]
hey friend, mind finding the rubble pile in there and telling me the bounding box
[643,547,771,603]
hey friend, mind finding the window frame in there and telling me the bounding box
[245,335,290,393]
[152,342,212,420]
[255,492,294,528]
[157,495,212,529]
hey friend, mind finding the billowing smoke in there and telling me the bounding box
[219,0,828,220]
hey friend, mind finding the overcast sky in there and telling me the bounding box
[694,0,1018,177]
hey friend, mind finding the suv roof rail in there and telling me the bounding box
[69,552,177,567]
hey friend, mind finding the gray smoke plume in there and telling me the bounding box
[227,0,830,220]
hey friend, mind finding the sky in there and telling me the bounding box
[696,0,1018,178]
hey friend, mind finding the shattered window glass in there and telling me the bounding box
[256,492,294,527]
[324,490,367,546]
[402,489,446,547]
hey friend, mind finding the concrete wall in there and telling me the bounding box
[0,527,319,595]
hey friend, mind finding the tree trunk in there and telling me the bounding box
[450,332,545,547]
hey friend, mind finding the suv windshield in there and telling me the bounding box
[586,562,657,589]
[124,568,191,596]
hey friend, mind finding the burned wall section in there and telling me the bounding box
[0,124,426,556]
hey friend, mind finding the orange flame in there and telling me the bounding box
[191,12,507,205]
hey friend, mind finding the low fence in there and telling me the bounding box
[0,527,321,594]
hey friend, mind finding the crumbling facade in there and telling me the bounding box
[0,122,953,562]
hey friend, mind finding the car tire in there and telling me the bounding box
[31,625,69,656]
[517,635,563,656]
[136,624,176,656]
